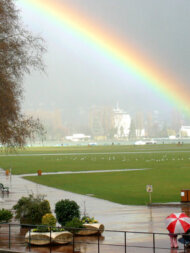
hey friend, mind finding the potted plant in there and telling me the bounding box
[78,216,104,235]
[65,216,104,236]
[13,194,51,226]
[0,209,13,223]
[55,199,80,226]
[25,213,72,245]
[65,217,84,234]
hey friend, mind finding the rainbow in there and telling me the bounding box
[20,0,190,112]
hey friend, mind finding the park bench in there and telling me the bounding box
[0,183,9,193]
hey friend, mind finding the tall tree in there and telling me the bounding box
[0,0,46,147]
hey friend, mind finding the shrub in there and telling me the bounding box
[32,226,65,232]
[13,194,51,225]
[0,209,13,223]
[81,216,98,224]
[51,227,65,232]
[55,199,80,226]
[65,217,84,233]
[32,226,49,232]
[42,213,56,227]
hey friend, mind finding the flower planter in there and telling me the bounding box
[25,231,72,245]
[77,223,104,236]
[52,231,73,244]
[5,170,9,176]
[37,170,42,176]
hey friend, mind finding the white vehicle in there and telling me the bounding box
[169,135,176,140]
[88,142,97,146]
[134,140,146,145]
[146,140,157,144]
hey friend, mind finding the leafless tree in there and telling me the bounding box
[0,0,46,147]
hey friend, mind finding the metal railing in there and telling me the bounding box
[0,223,189,253]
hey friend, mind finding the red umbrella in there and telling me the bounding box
[166,213,190,234]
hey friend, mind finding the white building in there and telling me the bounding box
[180,126,190,137]
[113,106,131,138]
[65,133,91,142]
[136,129,145,137]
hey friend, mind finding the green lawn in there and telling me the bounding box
[1,144,190,205]
[24,166,190,205]
[0,144,190,175]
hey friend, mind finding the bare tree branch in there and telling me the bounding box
[0,0,46,147]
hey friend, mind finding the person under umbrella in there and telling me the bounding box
[166,213,190,248]
[169,234,178,248]
[178,228,190,248]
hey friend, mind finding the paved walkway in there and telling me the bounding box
[0,169,187,251]
[18,168,149,177]
[0,149,190,157]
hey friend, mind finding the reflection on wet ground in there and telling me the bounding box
[0,224,189,253]
[0,169,190,252]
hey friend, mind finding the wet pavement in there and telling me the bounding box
[17,168,149,177]
[0,169,189,252]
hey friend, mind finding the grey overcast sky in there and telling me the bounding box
[17,0,190,122]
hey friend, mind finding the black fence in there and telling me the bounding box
[0,223,189,253]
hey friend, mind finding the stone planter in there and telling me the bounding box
[52,231,73,244]
[25,231,72,245]
[76,223,104,236]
